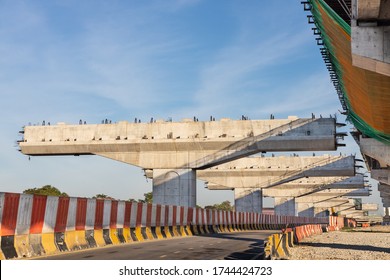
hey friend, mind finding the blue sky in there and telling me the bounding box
[0,0,382,212]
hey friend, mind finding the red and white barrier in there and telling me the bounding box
[0,192,331,259]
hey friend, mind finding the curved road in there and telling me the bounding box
[34,230,279,260]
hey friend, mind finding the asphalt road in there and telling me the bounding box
[34,230,279,260]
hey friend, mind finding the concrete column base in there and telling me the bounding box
[152,169,196,207]
[274,197,296,216]
[383,207,390,224]
[297,203,315,217]
[234,188,262,213]
[314,207,330,218]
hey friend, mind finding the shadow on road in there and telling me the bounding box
[194,232,269,260]
[223,242,265,260]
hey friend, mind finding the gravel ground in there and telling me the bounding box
[288,225,390,260]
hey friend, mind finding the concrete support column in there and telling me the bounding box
[152,169,196,207]
[297,202,315,217]
[383,207,390,225]
[234,188,263,213]
[274,197,296,216]
[314,207,330,218]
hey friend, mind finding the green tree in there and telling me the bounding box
[143,192,153,203]
[128,192,152,203]
[23,185,68,197]
[93,194,116,200]
[93,194,107,199]
[216,200,234,211]
[204,200,234,211]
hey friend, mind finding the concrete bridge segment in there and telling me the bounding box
[19,117,338,207]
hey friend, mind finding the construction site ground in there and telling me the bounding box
[288,225,390,260]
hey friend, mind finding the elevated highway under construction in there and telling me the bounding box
[302,0,390,222]
[1,0,388,263]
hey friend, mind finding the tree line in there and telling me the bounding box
[22,185,234,211]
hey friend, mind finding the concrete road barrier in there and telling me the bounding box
[0,192,331,259]
[265,225,326,259]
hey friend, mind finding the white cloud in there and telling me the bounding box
[173,30,317,120]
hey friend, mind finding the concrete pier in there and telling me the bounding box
[353,135,390,219]
[152,169,196,207]
[380,184,390,223]
[384,206,390,224]
[234,188,263,213]
[274,197,296,216]
[296,202,315,217]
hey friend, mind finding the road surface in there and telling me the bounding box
[34,230,278,260]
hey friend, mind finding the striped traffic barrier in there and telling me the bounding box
[266,214,271,230]
[40,196,58,255]
[108,200,121,244]
[0,191,341,259]
[93,199,107,246]
[224,211,230,232]
[135,203,148,240]
[236,212,244,231]
[122,201,132,242]
[256,213,262,230]
[211,209,217,233]
[265,232,291,260]
[161,205,171,238]
[170,206,180,237]
[280,233,291,258]
[272,234,284,258]
[190,208,199,235]
[196,208,203,234]
[185,207,193,236]
[259,214,264,230]
[115,200,127,243]
[264,234,272,259]
[229,211,236,232]
[150,204,160,239]
[101,199,113,245]
[220,211,225,232]
[0,192,19,259]
[29,195,47,257]
[202,208,209,234]
[215,210,222,233]
[179,206,187,236]
[64,197,89,251]
[285,229,294,248]
[14,194,34,258]
[144,203,155,240]
[84,198,97,247]
[162,205,171,238]
[247,213,252,230]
